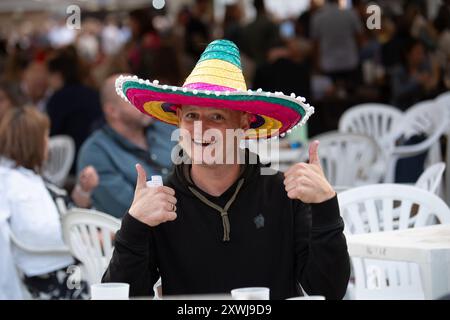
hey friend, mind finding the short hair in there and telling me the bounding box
[0,107,50,173]
[46,46,82,84]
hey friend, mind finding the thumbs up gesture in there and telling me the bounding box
[283,141,336,204]
[129,164,178,227]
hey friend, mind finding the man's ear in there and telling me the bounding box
[104,103,119,119]
[241,112,251,130]
[175,106,182,125]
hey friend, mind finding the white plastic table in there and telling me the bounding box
[346,224,450,300]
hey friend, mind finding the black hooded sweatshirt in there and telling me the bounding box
[102,153,350,300]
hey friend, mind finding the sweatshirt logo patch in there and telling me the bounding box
[254,214,265,229]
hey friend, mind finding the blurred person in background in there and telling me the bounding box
[223,3,244,46]
[45,45,103,172]
[0,107,90,299]
[20,61,50,112]
[296,0,322,39]
[184,0,211,64]
[253,40,312,103]
[126,8,161,79]
[0,44,50,110]
[77,75,176,218]
[434,0,450,90]
[390,38,440,110]
[407,2,438,50]
[0,81,22,116]
[240,0,281,67]
[2,45,30,85]
[311,0,363,93]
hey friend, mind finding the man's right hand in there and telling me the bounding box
[128,164,177,227]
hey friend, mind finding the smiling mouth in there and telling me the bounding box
[192,139,217,147]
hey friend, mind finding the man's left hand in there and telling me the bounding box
[283,140,336,204]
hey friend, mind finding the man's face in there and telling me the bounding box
[176,106,250,165]
[22,63,49,102]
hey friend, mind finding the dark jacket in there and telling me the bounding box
[46,83,103,172]
[102,153,350,300]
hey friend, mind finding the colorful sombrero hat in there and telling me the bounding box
[115,39,314,139]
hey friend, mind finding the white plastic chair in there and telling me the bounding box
[300,132,384,189]
[338,103,404,183]
[8,227,71,299]
[62,208,120,286]
[436,92,450,205]
[338,103,403,151]
[43,135,75,187]
[383,100,448,183]
[338,184,450,299]
[415,162,446,195]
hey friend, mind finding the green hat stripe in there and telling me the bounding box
[197,40,242,69]
[122,82,306,117]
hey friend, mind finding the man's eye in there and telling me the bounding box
[211,114,225,121]
[185,113,198,120]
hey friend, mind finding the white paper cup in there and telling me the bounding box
[231,287,270,300]
[90,283,130,300]
[286,295,325,300]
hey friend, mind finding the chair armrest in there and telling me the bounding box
[10,231,70,254]
[390,138,438,158]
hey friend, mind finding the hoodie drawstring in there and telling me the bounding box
[188,178,244,242]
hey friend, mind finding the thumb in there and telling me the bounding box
[135,164,147,191]
[308,140,320,166]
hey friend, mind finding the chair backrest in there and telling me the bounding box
[339,184,450,234]
[338,184,450,299]
[381,101,448,183]
[300,132,382,187]
[415,162,446,194]
[338,103,403,150]
[43,135,75,187]
[62,208,121,286]
[395,100,448,141]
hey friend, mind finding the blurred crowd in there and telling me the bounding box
[0,0,450,300]
[0,0,449,211]
[0,0,449,133]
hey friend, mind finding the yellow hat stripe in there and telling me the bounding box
[143,101,179,125]
[184,74,247,91]
[184,59,247,90]
[194,59,243,74]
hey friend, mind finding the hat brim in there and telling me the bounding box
[116,75,314,139]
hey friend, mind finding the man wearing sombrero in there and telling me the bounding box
[103,40,350,300]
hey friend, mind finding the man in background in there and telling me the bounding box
[77,75,175,218]
[311,0,363,91]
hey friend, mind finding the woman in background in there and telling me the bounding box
[0,107,92,299]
